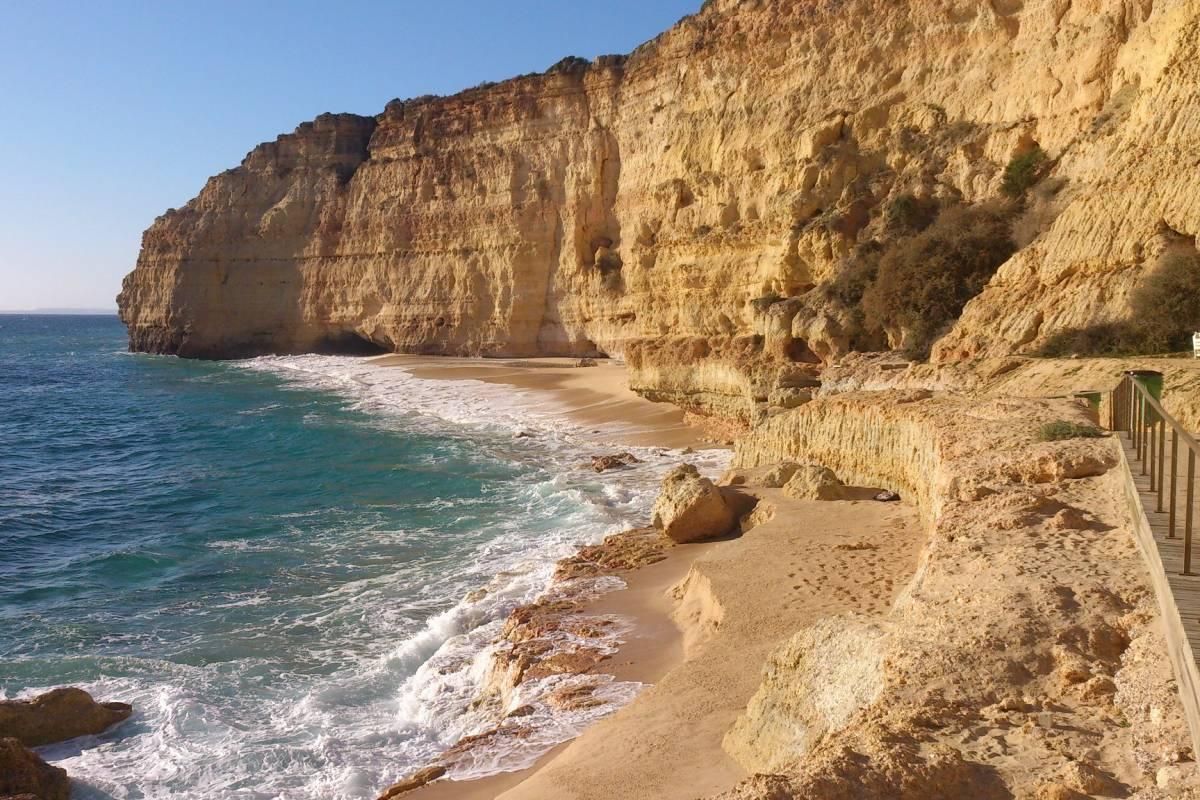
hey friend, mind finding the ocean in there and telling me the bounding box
[0,314,726,799]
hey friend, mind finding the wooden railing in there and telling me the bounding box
[1108,373,1200,574]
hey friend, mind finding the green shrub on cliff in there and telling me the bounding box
[1001,147,1047,198]
[883,193,938,234]
[817,240,885,351]
[1036,322,1147,357]
[1129,251,1200,351]
[1037,421,1106,442]
[547,56,590,74]
[861,201,1016,358]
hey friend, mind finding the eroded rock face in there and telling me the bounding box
[725,617,887,774]
[652,464,736,543]
[719,392,1191,799]
[0,738,69,800]
[0,688,132,747]
[119,1,1200,420]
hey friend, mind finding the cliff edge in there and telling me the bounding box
[119,0,1200,414]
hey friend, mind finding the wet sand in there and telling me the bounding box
[390,356,925,800]
[372,355,712,450]
[406,492,923,800]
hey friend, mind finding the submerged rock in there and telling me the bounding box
[0,687,132,747]
[0,737,69,800]
[590,452,643,472]
[652,464,736,543]
[546,683,605,711]
[376,765,447,799]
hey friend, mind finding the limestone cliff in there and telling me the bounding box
[120,0,1200,413]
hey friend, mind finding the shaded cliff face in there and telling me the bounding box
[120,0,1200,401]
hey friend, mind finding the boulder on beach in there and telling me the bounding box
[0,737,69,800]
[652,464,736,543]
[781,465,848,501]
[760,462,803,488]
[0,687,132,747]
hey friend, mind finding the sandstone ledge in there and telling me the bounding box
[717,392,1195,798]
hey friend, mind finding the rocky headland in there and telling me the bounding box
[113,0,1200,798]
[119,1,1200,421]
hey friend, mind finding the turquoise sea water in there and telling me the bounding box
[0,315,725,799]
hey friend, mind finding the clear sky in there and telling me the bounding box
[0,1,699,311]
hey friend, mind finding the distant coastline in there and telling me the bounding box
[0,308,118,315]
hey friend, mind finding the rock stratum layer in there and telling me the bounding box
[120,0,1200,413]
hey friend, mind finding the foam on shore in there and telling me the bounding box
[234,355,729,784]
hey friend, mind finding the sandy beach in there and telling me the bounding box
[408,531,713,800]
[373,355,714,450]
[387,356,925,800]
[406,490,921,799]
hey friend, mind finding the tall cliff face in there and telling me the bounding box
[119,0,1200,407]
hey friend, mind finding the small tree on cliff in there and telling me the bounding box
[1130,251,1200,352]
[1001,147,1047,198]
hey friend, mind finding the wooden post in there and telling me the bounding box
[1151,413,1158,490]
[1186,450,1195,576]
[1171,429,1180,538]
[1159,420,1167,511]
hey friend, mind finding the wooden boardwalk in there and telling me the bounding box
[1123,433,1200,664]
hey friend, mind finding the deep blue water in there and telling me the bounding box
[0,315,712,799]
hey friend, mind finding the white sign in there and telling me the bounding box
[1194,331,1200,358]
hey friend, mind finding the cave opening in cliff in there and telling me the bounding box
[312,331,389,356]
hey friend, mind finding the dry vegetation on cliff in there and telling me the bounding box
[119,0,1200,425]
[1038,251,1200,358]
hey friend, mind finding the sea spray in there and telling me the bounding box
[237,355,731,783]
[1,317,729,800]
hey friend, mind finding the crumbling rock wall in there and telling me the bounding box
[720,392,1196,798]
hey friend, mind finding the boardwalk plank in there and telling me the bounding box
[1125,436,1200,663]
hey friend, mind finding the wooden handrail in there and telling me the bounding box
[1110,374,1199,575]
[1106,372,1200,764]
[1128,379,1200,458]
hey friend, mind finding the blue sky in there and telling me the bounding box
[0,1,699,310]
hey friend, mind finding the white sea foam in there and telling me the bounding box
[32,354,730,798]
